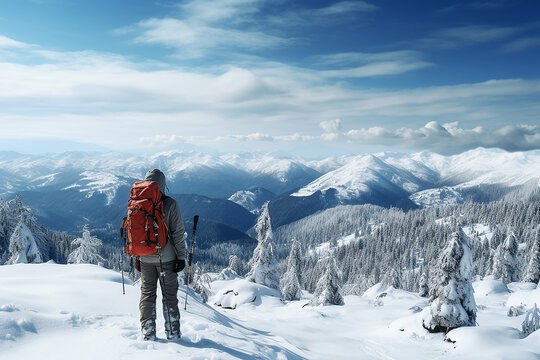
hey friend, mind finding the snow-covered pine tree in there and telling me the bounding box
[217,255,241,280]
[67,226,104,265]
[192,266,211,303]
[246,202,279,288]
[7,220,43,264]
[228,254,243,276]
[492,230,519,284]
[310,257,344,306]
[382,267,401,289]
[423,229,476,333]
[280,239,302,301]
[524,228,540,284]
[522,303,540,337]
[418,271,429,297]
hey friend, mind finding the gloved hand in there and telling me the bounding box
[174,259,186,273]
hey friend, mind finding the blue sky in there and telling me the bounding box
[0,0,539,156]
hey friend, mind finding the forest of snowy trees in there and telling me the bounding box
[272,201,540,295]
[1,195,539,308]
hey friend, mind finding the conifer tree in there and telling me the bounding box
[7,220,43,264]
[228,254,243,276]
[524,228,540,284]
[310,257,344,306]
[218,255,241,280]
[492,230,519,284]
[423,229,476,333]
[68,226,104,265]
[522,303,540,337]
[246,202,279,288]
[418,271,429,297]
[280,239,302,301]
[192,266,211,303]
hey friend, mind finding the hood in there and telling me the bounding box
[144,169,166,193]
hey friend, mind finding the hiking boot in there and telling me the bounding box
[166,331,181,340]
[143,333,156,341]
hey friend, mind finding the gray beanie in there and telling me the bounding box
[144,169,166,193]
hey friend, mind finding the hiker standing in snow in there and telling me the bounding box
[124,169,187,341]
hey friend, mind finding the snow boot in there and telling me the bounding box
[141,319,156,341]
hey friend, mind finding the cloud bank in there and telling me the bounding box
[143,121,540,154]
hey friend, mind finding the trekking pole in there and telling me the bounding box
[120,225,126,295]
[184,215,199,310]
[121,266,126,295]
[157,248,173,338]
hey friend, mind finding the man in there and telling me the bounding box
[139,169,186,341]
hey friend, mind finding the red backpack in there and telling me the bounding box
[121,181,168,257]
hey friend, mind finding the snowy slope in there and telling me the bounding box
[292,154,429,199]
[291,148,540,206]
[1,263,539,360]
[228,187,276,214]
[0,151,319,199]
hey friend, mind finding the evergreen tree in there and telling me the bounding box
[524,228,540,284]
[228,254,243,276]
[217,255,241,280]
[68,226,104,265]
[492,230,519,284]
[310,257,344,306]
[280,239,302,301]
[192,266,211,303]
[522,303,540,337]
[246,202,279,288]
[423,229,476,333]
[418,271,429,297]
[7,220,43,264]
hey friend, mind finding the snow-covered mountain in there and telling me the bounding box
[0,151,321,199]
[228,187,276,214]
[291,148,540,207]
[1,148,539,235]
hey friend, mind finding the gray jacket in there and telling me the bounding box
[139,169,187,264]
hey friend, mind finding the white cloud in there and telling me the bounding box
[501,36,540,52]
[422,25,524,49]
[131,17,287,58]
[336,122,540,153]
[308,50,433,78]
[0,32,539,153]
[140,122,540,153]
[0,35,29,48]
[116,0,288,59]
[307,1,377,16]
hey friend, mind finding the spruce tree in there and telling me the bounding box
[418,271,429,297]
[7,220,43,264]
[423,229,476,333]
[524,228,540,284]
[492,230,519,284]
[192,266,211,303]
[68,226,104,265]
[246,202,279,288]
[310,257,344,306]
[280,239,302,301]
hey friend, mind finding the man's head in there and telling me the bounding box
[144,169,166,193]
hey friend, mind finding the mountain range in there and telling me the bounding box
[0,147,539,239]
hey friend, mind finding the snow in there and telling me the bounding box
[462,223,493,243]
[309,232,359,257]
[1,148,539,208]
[1,264,540,360]
[291,154,425,199]
[64,171,129,205]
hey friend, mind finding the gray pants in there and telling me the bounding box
[139,261,181,339]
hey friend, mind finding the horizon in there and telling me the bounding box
[0,145,537,162]
[0,1,539,156]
